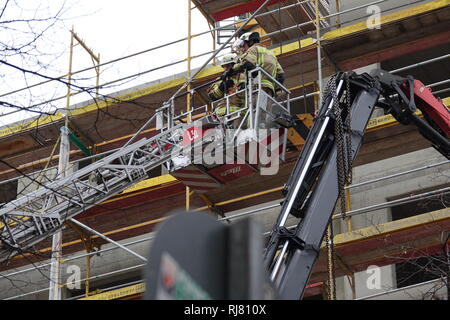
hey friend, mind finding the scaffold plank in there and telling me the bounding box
[79,282,145,300]
[322,0,450,41]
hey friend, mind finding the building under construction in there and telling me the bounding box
[0,0,449,300]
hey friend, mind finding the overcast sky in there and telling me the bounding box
[0,0,215,125]
[63,0,216,99]
[66,0,212,63]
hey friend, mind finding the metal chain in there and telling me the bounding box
[334,74,354,218]
[322,74,337,106]
[324,225,330,299]
[333,93,347,217]
[324,223,337,300]
[328,73,355,300]
[330,74,344,299]
[323,75,339,300]
[344,73,353,186]
[328,223,337,299]
[323,73,355,300]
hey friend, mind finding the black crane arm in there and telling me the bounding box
[264,69,450,299]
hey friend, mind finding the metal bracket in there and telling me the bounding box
[278,227,305,251]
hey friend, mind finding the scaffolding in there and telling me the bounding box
[0,0,449,300]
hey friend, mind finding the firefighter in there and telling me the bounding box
[207,53,246,120]
[227,31,285,97]
[227,32,286,128]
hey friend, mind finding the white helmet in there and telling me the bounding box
[218,53,237,66]
[232,39,245,54]
[239,32,260,43]
[239,32,252,42]
[232,32,260,54]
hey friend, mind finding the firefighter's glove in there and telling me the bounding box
[221,68,236,80]
[237,82,246,90]
[218,79,235,93]
[276,73,286,86]
[240,61,257,77]
[225,79,235,88]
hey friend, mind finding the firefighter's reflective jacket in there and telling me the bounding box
[207,73,246,116]
[233,44,285,94]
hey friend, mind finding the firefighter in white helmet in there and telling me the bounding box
[228,32,285,97]
[228,32,286,128]
[207,53,246,119]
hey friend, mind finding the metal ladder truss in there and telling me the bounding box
[0,124,188,262]
[0,68,290,263]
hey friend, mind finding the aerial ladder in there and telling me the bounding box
[1,63,448,298]
[0,67,291,263]
[145,69,449,300]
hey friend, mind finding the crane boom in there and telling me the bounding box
[265,69,449,299]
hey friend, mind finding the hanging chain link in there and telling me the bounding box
[323,74,338,300]
[333,73,354,218]
[334,87,346,216]
[323,73,354,300]
[344,74,353,186]
[325,223,337,300]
